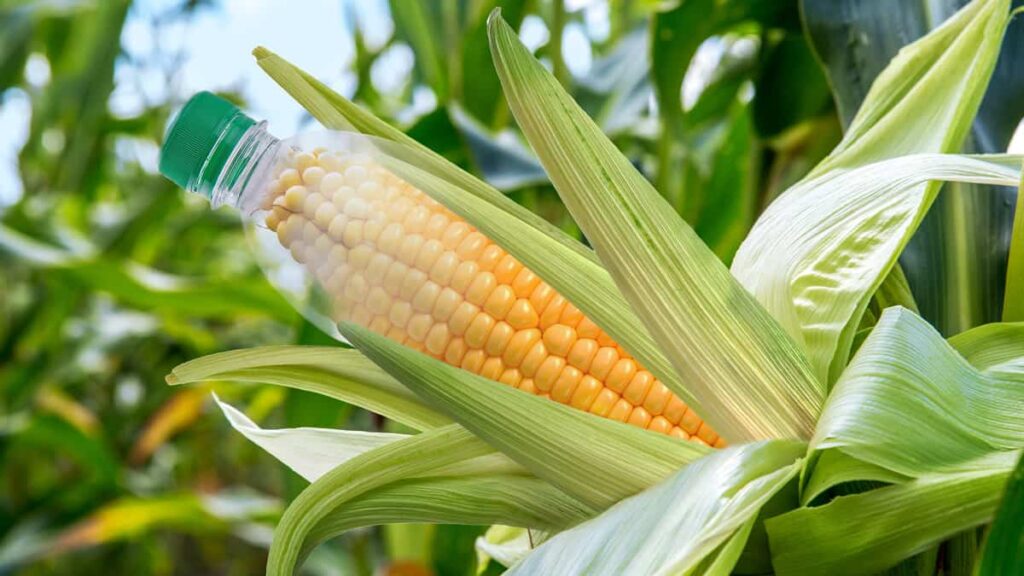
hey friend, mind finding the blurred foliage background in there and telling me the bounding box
[0,0,1017,574]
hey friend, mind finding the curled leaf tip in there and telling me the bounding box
[252,46,273,60]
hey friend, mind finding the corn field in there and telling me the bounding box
[1,1,1023,575]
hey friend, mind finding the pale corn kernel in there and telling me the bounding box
[503,329,541,368]
[642,381,671,416]
[397,234,425,266]
[363,219,384,243]
[415,239,444,272]
[289,242,307,264]
[406,314,433,342]
[478,244,504,272]
[383,261,410,296]
[348,245,374,271]
[570,376,602,411]
[449,302,480,336]
[368,315,389,334]
[284,185,308,211]
[314,202,338,229]
[512,268,541,298]
[425,324,451,356]
[461,349,486,373]
[364,253,392,285]
[451,261,480,293]
[551,366,583,403]
[319,172,344,195]
[424,213,450,239]
[433,288,462,321]
[441,222,471,250]
[377,223,404,255]
[456,232,488,261]
[357,181,380,199]
[366,287,392,315]
[344,275,369,302]
[295,152,316,172]
[389,301,413,328]
[385,326,407,344]
[404,206,431,234]
[608,399,632,422]
[412,281,442,313]
[498,368,522,388]
[399,269,428,301]
[342,220,364,248]
[484,322,514,357]
[648,416,672,435]
[328,214,349,241]
[519,341,549,378]
[302,166,326,187]
[349,306,372,326]
[344,197,371,219]
[278,168,301,189]
[444,338,468,365]
[302,221,320,245]
[534,356,566,392]
[464,313,496,349]
[344,164,368,184]
[543,324,577,357]
[589,347,620,380]
[465,272,497,306]
[483,286,516,319]
[480,357,504,380]
[303,193,326,219]
[429,252,460,285]
[567,339,599,373]
[609,360,641,397]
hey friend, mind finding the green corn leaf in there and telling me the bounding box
[304,476,592,562]
[805,307,1024,499]
[167,346,451,431]
[768,466,1016,575]
[734,154,1021,385]
[488,11,822,443]
[977,451,1024,575]
[1005,167,1024,322]
[801,449,911,506]
[505,440,804,576]
[340,322,710,510]
[267,424,528,575]
[733,0,1012,383]
[948,321,1024,377]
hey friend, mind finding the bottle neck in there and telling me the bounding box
[207,121,280,210]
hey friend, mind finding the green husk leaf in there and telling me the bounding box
[305,478,588,561]
[733,0,1012,383]
[801,449,911,506]
[340,322,710,510]
[167,345,450,431]
[948,321,1024,377]
[733,154,1021,385]
[768,467,1015,575]
[488,11,822,443]
[212,394,406,482]
[267,424,533,575]
[977,451,1024,575]
[505,440,804,576]
[806,307,1024,498]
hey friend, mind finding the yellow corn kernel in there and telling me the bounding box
[261,148,719,446]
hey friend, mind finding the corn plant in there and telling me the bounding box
[170,0,1024,573]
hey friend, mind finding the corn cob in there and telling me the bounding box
[260,148,723,447]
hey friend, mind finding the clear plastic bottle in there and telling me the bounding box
[157,91,722,446]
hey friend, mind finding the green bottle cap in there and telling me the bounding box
[159,91,256,198]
